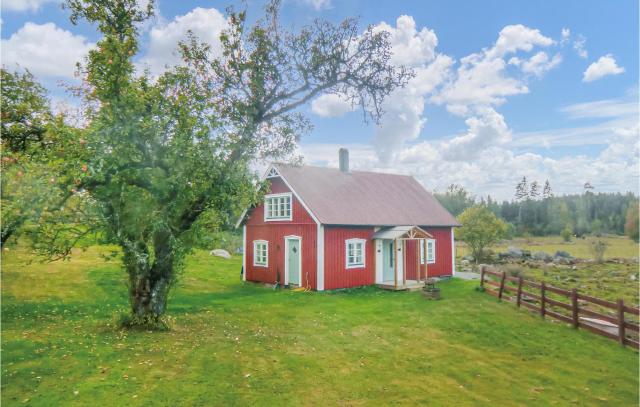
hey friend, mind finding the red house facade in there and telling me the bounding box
[237,150,460,291]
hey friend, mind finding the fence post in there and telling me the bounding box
[498,271,506,300]
[617,299,625,346]
[516,276,523,308]
[540,281,546,318]
[571,288,579,329]
[480,266,485,288]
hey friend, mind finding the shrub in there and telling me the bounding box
[561,226,572,242]
[502,264,525,278]
[589,239,608,264]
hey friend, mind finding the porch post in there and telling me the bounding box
[393,239,398,289]
[402,240,407,286]
[424,238,429,281]
[415,239,420,283]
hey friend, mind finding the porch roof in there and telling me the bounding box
[372,225,433,240]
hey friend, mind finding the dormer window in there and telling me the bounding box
[264,193,292,221]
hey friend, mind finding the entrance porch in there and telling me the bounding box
[373,225,433,291]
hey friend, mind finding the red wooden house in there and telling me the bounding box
[236,149,460,291]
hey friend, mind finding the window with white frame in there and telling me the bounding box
[253,240,268,267]
[420,239,436,264]
[264,193,292,221]
[426,239,436,264]
[345,239,366,268]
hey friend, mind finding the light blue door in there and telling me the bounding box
[382,240,394,282]
[288,239,300,285]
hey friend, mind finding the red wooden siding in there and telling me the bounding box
[424,227,453,277]
[245,177,317,288]
[323,226,376,290]
[246,177,316,226]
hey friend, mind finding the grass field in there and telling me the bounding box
[456,234,639,260]
[2,245,639,406]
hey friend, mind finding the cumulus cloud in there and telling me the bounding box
[137,7,227,76]
[1,0,57,12]
[1,22,94,79]
[510,51,562,77]
[583,54,625,82]
[369,16,453,164]
[433,24,557,114]
[311,94,355,118]
[440,107,512,161]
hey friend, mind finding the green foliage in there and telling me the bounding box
[624,201,639,242]
[23,0,410,323]
[561,225,572,242]
[434,184,475,216]
[457,206,508,262]
[589,239,608,264]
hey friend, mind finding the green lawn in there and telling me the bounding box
[2,245,638,406]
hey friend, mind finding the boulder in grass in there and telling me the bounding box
[532,251,552,262]
[554,250,572,259]
[210,249,232,259]
[507,246,523,258]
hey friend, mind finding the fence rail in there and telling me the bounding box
[480,266,640,349]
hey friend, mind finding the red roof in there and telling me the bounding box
[274,163,460,227]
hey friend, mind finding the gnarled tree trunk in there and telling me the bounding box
[123,229,175,322]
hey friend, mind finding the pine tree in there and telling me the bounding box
[543,179,552,199]
[515,176,529,201]
[530,181,539,200]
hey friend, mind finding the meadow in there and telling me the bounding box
[2,243,638,406]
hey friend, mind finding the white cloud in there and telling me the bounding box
[560,28,570,45]
[1,22,94,79]
[514,51,562,77]
[573,34,588,59]
[369,16,453,164]
[1,0,57,12]
[299,0,332,10]
[583,54,625,82]
[487,24,554,59]
[433,24,557,113]
[311,94,355,118]
[440,107,512,161]
[137,7,227,76]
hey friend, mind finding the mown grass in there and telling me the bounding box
[2,245,638,406]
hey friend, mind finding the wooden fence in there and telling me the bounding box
[480,266,640,349]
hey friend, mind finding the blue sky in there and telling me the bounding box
[2,0,638,200]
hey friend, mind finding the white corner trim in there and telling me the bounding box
[451,228,456,276]
[263,192,293,222]
[317,225,325,291]
[345,238,366,269]
[242,225,247,281]
[253,239,268,267]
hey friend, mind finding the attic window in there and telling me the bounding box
[264,193,292,221]
[266,167,279,178]
[345,239,366,269]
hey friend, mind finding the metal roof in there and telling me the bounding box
[272,163,461,227]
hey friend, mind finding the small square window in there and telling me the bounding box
[253,240,268,267]
[345,239,366,268]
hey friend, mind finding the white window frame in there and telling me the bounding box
[253,240,268,267]
[426,239,436,264]
[345,238,366,269]
[266,167,280,178]
[420,240,425,265]
[264,192,292,221]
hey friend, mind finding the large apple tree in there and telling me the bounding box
[37,0,412,326]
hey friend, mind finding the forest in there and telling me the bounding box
[434,182,639,239]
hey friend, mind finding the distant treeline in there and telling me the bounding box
[434,183,639,238]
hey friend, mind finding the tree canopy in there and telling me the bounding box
[17,0,411,326]
[457,206,508,263]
